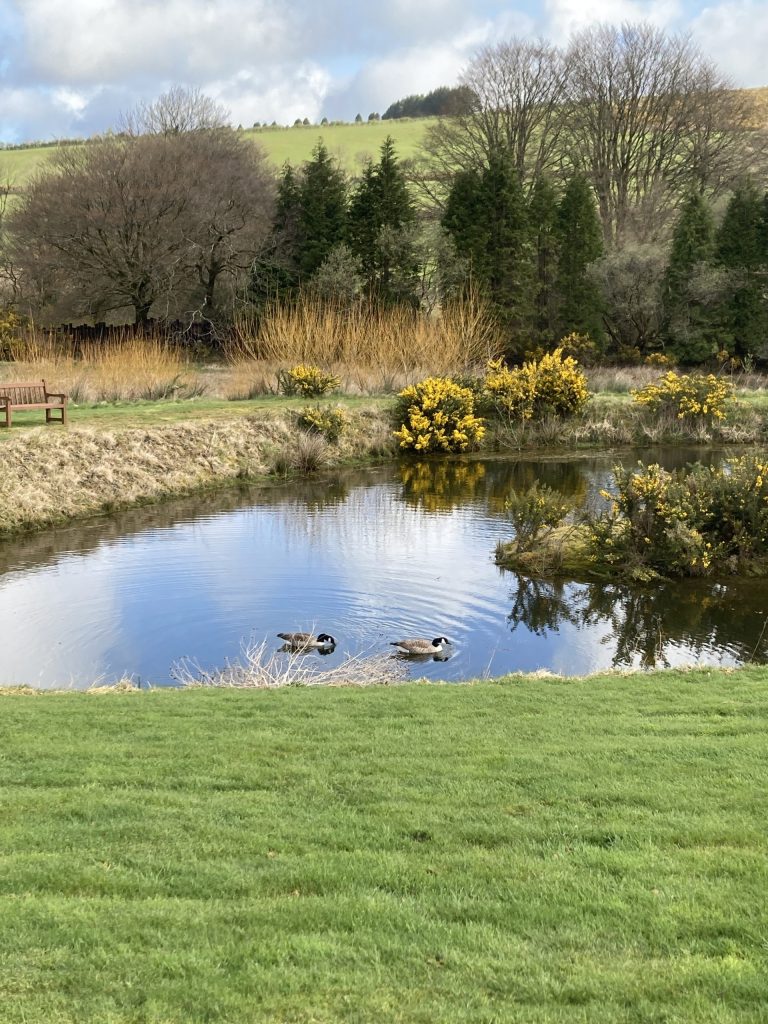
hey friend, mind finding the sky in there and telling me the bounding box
[0,0,766,144]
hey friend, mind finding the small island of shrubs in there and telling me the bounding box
[497,454,768,581]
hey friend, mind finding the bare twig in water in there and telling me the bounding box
[171,639,410,689]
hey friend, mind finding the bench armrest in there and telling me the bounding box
[0,396,9,408]
[45,392,68,401]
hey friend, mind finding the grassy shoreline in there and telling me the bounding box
[1,387,767,538]
[0,667,765,1022]
[0,400,395,536]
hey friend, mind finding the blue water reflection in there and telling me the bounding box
[0,449,765,688]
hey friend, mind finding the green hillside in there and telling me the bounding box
[0,118,433,184]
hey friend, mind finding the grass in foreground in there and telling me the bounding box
[0,670,766,1023]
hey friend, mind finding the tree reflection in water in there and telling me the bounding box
[398,457,590,516]
[506,575,768,669]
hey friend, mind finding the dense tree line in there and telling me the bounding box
[1,25,767,364]
[382,86,476,120]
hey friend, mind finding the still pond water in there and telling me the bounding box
[2,448,768,689]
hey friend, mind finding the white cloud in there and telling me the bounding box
[543,0,682,42]
[16,0,297,84]
[325,8,535,119]
[692,0,768,86]
[3,0,766,143]
[207,63,333,126]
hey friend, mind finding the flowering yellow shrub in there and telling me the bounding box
[393,377,485,453]
[0,307,26,358]
[483,358,536,419]
[631,371,733,421]
[296,403,350,441]
[278,364,340,397]
[589,455,768,577]
[483,348,590,421]
[644,352,676,367]
[558,332,598,366]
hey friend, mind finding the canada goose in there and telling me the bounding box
[277,632,336,649]
[390,637,452,655]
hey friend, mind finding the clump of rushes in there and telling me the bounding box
[393,376,485,453]
[278,363,340,397]
[483,348,590,421]
[296,403,350,442]
[631,370,733,422]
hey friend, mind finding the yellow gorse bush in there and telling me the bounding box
[631,371,733,421]
[483,348,590,421]
[589,455,768,577]
[296,403,350,442]
[393,376,486,453]
[0,307,27,358]
[483,358,536,419]
[278,364,340,397]
[644,352,676,367]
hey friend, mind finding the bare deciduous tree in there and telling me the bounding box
[11,130,274,324]
[420,38,567,204]
[564,23,761,246]
[182,130,276,316]
[588,244,667,353]
[120,86,230,137]
[0,172,21,303]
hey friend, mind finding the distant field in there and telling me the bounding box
[2,82,765,185]
[0,118,434,184]
[244,118,431,170]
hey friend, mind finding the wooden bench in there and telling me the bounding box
[0,380,68,428]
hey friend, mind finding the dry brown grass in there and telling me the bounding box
[229,292,503,393]
[173,639,410,689]
[2,296,502,402]
[1,331,206,402]
[0,406,395,535]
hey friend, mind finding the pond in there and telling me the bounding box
[2,448,767,689]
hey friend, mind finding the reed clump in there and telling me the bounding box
[1,330,205,403]
[229,293,502,392]
[173,639,410,689]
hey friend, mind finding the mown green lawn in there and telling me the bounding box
[0,394,393,435]
[0,670,766,1023]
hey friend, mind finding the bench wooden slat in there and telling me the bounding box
[0,378,68,427]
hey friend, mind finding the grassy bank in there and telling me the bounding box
[0,402,394,535]
[0,669,766,1022]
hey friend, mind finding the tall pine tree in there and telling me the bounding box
[528,176,560,345]
[662,192,718,363]
[442,169,488,277]
[348,136,419,304]
[715,180,768,358]
[249,161,301,304]
[442,156,534,355]
[297,141,347,279]
[554,174,603,343]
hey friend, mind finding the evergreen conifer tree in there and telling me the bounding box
[348,137,419,303]
[442,157,534,354]
[662,192,718,363]
[528,176,560,345]
[554,175,604,342]
[481,157,534,347]
[715,180,768,357]
[297,141,347,278]
[250,161,301,303]
[442,170,488,277]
